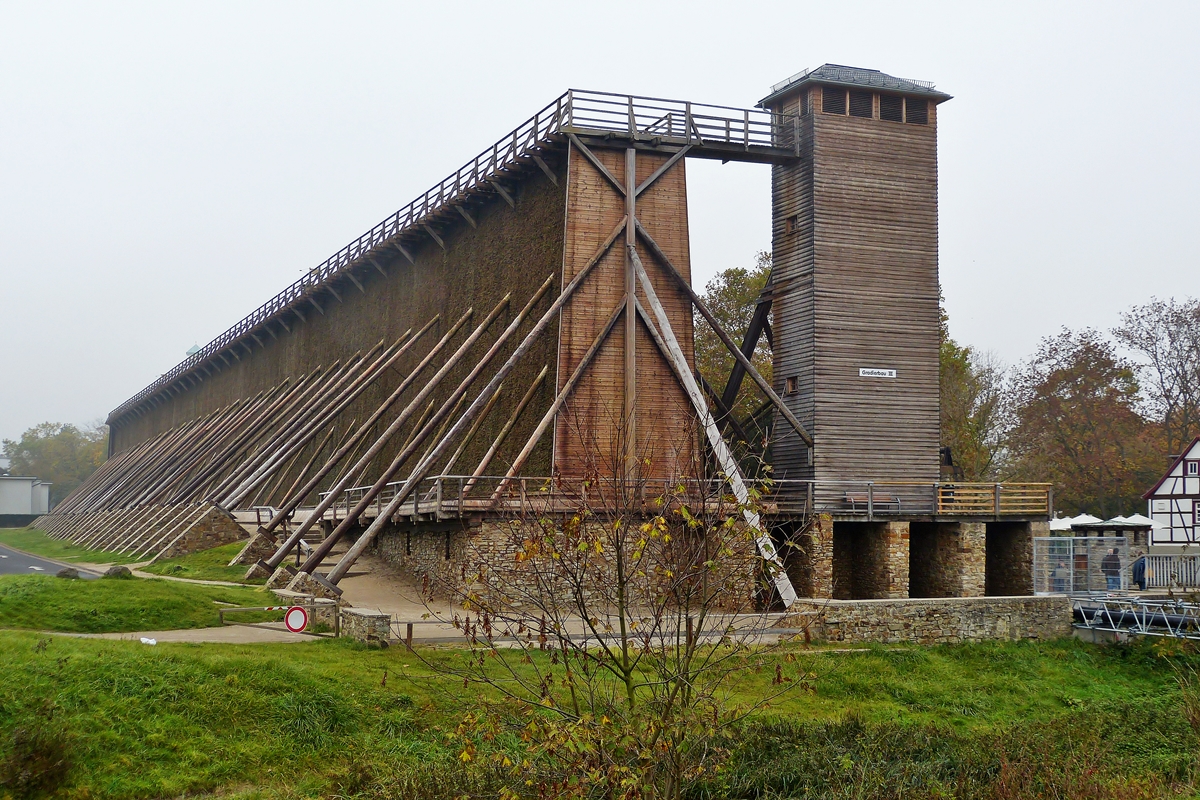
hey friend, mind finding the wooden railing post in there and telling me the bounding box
[867,482,874,521]
[994,483,1002,519]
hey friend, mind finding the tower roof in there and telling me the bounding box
[760,64,952,108]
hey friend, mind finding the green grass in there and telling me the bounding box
[140,540,265,584]
[0,632,1194,799]
[0,574,273,633]
[0,527,141,566]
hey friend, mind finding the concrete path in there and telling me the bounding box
[47,622,319,644]
[0,543,100,579]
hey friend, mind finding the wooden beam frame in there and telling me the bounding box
[634,220,812,448]
[629,249,796,607]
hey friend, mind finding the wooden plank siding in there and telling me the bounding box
[554,144,696,481]
[770,86,941,485]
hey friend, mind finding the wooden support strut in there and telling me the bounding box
[221,337,412,508]
[292,276,556,582]
[258,299,511,573]
[629,247,797,608]
[254,312,457,538]
[634,220,812,449]
[318,221,628,585]
[462,365,548,496]
[489,301,625,504]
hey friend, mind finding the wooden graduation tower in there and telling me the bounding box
[39,68,1051,606]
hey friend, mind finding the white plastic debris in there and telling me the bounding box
[139,637,157,645]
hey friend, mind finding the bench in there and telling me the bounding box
[843,492,901,513]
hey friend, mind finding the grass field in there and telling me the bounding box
[0,536,1195,798]
[0,527,140,566]
[0,573,272,633]
[139,540,265,584]
[0,630,1194,799]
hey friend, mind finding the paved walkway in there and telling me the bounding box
[45,622,319,644]
[0,543,101,579]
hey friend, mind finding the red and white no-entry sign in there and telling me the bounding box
[284,605,309,633]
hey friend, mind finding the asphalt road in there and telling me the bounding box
[0,543,99,579]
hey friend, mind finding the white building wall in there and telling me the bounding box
[0,478,35,515]
[31,482,50,515]
[1147,438,1200,546]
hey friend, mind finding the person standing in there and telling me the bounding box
[1052,560,1070,594]
[1101,548,1122,592]
[1132,555,1148,592]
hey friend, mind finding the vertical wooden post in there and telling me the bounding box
[686,615,694,649]
[405,622,413,649]
[624,148,638,478]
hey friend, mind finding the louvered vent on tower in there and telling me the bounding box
[848,90,873,118]
[905,98,929,124]
[879,94,903,122]
[822,86,846,114]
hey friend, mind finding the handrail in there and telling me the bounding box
[312,476,1052,519]
[109,89,799,424]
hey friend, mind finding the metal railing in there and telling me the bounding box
[1146,554,1200,589]
[312,476,1051,522]
[109,90,799,424]
[1073,596,1200,640]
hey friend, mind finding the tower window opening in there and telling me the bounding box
[822,86,846,115]
[905,98,929,124]
[879,94,903,122]
[849,90,873,118]
[786,214,799,234]
[785,376,799,395]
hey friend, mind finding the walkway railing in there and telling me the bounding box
[109,90,799,423]
[1147,554,1200,590]
[314,476,1051,522]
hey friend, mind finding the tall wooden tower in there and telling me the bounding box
[760,65,952,489]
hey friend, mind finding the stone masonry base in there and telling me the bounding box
[778,595,1072,645]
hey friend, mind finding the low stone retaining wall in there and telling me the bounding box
[778,595,1072,645]
[340,608,391,643]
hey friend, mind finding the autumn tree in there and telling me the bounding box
[2,423,107,505]
[940,313,1008,481]
[1114,296,1200,457]
[422,416,800,799]
[1005,329,1160,517]
[694,251,773,422]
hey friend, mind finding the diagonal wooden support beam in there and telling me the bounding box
[490,300,625,503]
[629,252,797,608]
[490,180,516,208]
[462,365,548,496]
[393,241,415,264]
[532,154,558,186]
[567,133,626,196]
[346,271,366,294]
[722,270,773,412]
[455,205,477,228]
[635,145,690,197]
[423,224,446,250]
[634,220,812,448]
[368,256,388,277]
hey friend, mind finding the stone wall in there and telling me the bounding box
[779,594,1071,645]
[373,515,763,610]
[832,521,909,599]
[986,520,1042,596]
[909,521,985,598]
[151,503,247,562]
[340,607,391,643]
[783,513,833,599]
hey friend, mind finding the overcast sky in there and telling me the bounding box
[1,1,1197,444]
